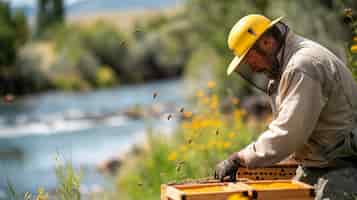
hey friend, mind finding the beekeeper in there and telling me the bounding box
[214,14,357,199]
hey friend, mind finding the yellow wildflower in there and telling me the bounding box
[234,109,247,121]
[228,132,236,139]
[36,188,49,200]
[351,44,357,53]
[234,110,242,121]
[210,101,218,110]
[197,119,222,128]
[207,140,216,148]
[212,119,223,127]
[179,145,189,153]
[223,142,232,149]
[210,94,219,110]
[201,96,210,105]
[196,90,205,97]
[183,111,193,118]
[199,119,209,128]
[168,152,178,161]
[191,119,202,129]
[182,121,191,129]
[207,81,216,89]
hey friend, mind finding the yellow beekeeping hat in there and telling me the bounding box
[227,14,283,75]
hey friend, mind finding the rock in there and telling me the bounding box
[97,157,122,175]
[123,105,145,120]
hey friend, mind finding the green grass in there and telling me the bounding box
[54,156,81,200]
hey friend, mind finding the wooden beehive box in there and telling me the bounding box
[237,159,299,180]
[163,182,251,200]
[162,180,314,200]
[244,180,314,200]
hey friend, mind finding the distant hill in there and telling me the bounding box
[68,0,181,16]
[13,0,182,17]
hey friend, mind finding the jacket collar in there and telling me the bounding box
[266,30,304,95]
[279,30,305,73]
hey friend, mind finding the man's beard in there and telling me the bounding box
[236,53,282,93]
[265,55,281,80]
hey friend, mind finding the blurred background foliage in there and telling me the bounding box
[346,7,357,79]
[180,0,357,98]
[1,0,357,97]
[36,0,65,37]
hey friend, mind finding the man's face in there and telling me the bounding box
[238,35,277,74]
[241,49,272,73]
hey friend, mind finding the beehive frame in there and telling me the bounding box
[237,159,299,180]
[237,165,297,180]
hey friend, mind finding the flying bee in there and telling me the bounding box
[119,40,127,48]
[176,165,182,172]
[167,114,172,120]
[215,129,219,136]
[176,161,185,172]
[153,92,158,99]
[179,107,184,113]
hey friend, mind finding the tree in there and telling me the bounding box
[13,10,29,48]
[36,0,65,37]
[0,1,29,95]
[0,1,28,67]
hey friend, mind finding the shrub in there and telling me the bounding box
[95,65,118,87]
[14,43,53,93]
[51,26,102,90]
[80,21,129,76]
[129,19,194,81]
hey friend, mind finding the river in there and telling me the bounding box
[0,79,186,197]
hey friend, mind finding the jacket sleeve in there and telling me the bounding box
[239,69,326,168]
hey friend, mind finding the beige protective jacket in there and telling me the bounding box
[239,31,357,168]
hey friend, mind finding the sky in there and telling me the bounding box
[9,0,87,6]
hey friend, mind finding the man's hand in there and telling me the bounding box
[214,154,241,182]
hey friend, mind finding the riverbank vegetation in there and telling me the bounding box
[116,83,268,200]
[4,0,357,98]
[0,1,188,97]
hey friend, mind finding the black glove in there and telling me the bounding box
[214,154,241,182]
